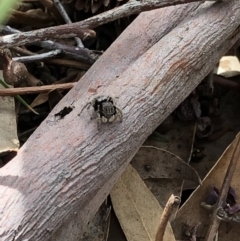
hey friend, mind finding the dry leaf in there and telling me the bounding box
[173,133,240,241]
[138,120,196,205]
[103,0,110,7]
[110,164,176,241]
[91,0,103,13]
[145,118,195,162]
[0,71,19,154]
[31,93,49,108]
[48,89,63,110]
[144,179,183,209]
[131,146,201,184]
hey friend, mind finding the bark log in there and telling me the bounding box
[0,1,240,241]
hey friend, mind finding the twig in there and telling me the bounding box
[204,135,240,241]
[0,25,19,34]
[1,26,98,64]
[35,40,99,63]
[0,0,216,48]
[13,49,62,63]
[155,194,181,241]
[10,45,91,68]
[44,58,90,69]
[0,79,39,115]
[0,24,95,48]
[11,46,35,56]
[53,0,84,47]
[0,83,75,96]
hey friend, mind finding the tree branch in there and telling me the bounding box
[82,0,208,29]
[0,0,210,48]
[1,26,98,64]
[0,25,95,48]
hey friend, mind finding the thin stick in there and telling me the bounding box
[0,0,215,48]
[0,79,39,115]
[13,49,62,63]
[204,135,240,241]
[53,0,84,47]
[2,27,98,64]
[155,194,181,241]
[11,46,35,56]
[44,58,90,69]
[0,83,75,96]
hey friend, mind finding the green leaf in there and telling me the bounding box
[0,0,20,24]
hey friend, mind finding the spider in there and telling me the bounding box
[90,95,123,125]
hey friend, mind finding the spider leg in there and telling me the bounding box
[96,113,102,126]
[101,116,108,123]
[108,115,116,122]
[115,107,123,122]
[87,101,92,110]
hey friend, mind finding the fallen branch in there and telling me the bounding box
[0,0,209,48]
[81,0,207,29]
[1,26,98,64]
[0,25,95,48]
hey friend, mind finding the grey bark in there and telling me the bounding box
[0,1,240,241]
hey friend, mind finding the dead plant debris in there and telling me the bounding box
[1,1,240,241]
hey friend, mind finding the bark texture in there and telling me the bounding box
[0,1,240,241]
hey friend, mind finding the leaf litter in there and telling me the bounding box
[106,56,240,241]
[173,134,240,241]
[110,164,176,241]
[1,1,240,241]
[0,70,19,166]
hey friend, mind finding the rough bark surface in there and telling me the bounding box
[0,1,240,241]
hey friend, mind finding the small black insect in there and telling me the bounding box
[90,96,123,125]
